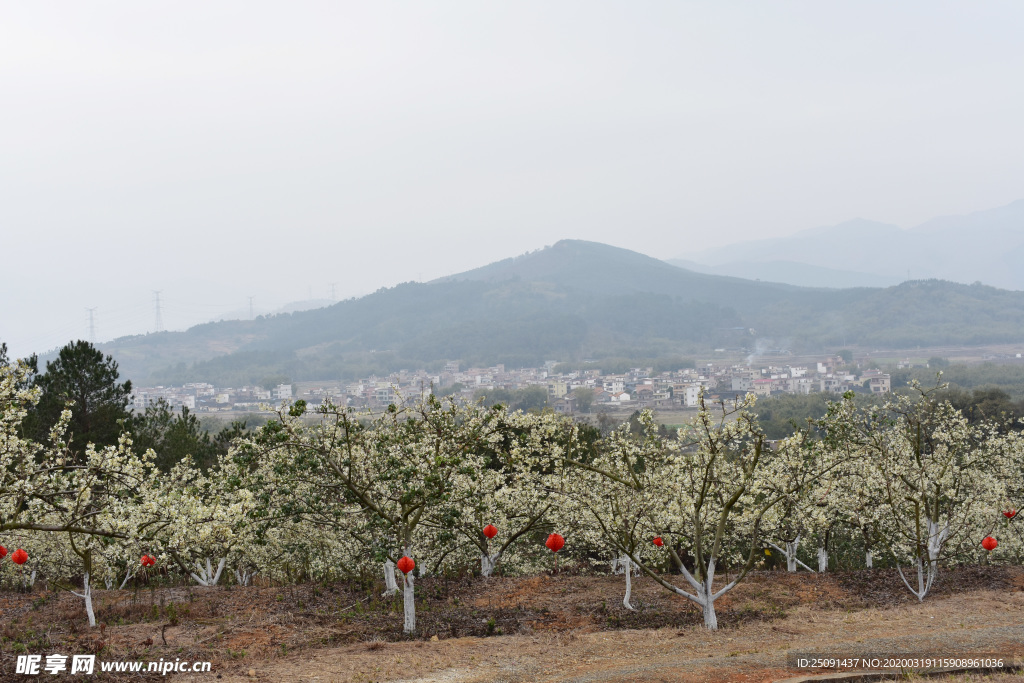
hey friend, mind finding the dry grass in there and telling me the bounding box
[1,566,1022,681]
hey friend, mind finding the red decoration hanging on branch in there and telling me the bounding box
[1004,509,1017,519]
[140,555,156,567]
[483,524,498,539]
[396,556,415,574]
[653,537,664,547]
[982,536,998,551]
[545,533,565,553]
[11,548,27,565]
[0,545,7,559]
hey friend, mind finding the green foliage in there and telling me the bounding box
[837,349,853,363]
[128,399,242,470]
[892,363,1024,400]
[473,385,548,412]
[23,340,132,455]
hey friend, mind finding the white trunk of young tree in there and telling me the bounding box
[662,556,736,630]
[612,555,638,610]
[382,560,398,596]
[234,568,257,586]
[768,537,816,573]
[817,546,828,573]
[71,572,97,628]
[190,558,226,586]
[865,550,873,569]
[402,561,416,634]
[896,520,949,602]
[117,569,136,590]
[29,570,36,588]
[480,551,502,578]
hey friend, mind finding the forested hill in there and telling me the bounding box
[96,240,1024,386]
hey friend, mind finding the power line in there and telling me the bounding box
[85,307,97,344]
[153,291,163,333]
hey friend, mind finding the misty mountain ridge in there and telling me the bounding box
[90,239,1024,387]
[679,199,1024,290]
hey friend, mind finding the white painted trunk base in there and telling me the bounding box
[190,558,226,586]
[481,552,503,577]
[71,572,96,628]
[382,560,398,596]
[402,570,416,634]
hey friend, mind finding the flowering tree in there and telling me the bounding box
[817,385,1020,600]
[1,360,162,625]
[446,410,573,577]
[569,394,833,629]
[237,395,508,633]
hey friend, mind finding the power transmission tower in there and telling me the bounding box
[330,282,337,301]
[248,296,255,320]
[153,291,163,332]
[86,307,97,344]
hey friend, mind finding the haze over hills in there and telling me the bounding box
[675,200,1024,290]
[88,240,1024,387]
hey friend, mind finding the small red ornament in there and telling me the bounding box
[545,533,565,553]
[1004,509,1017,519]
[483,524,498,539]
[396,556,415,574]
[653,537,664,547]
[141,555,156,567]
[11,548,27,565]
[982,536,998,551]
[0,545,7,559]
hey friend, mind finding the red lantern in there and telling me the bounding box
[396,556,415,574]
[545,533,565,553]
[483,524,498,539]
[141,554,156,567]
[1004,509,1017,519]
[0,545,7,559]
[982,536,998,551]
[653,537,664,547]
[11,548,27,565]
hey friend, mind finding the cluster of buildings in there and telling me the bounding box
[130,356,890,416]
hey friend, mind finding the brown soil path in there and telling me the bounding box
[205,590,1024,683]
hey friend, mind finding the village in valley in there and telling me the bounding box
[129,355,897,416]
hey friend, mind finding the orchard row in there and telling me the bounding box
[2,362,1021,631]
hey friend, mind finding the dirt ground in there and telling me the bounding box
[2,566,1023,682]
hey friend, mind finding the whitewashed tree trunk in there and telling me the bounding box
[660,557,735,630]
[71,572,96,628]
[402,566,416,634]
[234,568,257,586]
[29,570,36,588]
[382,560,398,596]
[480,552,502,578]
[613,555,637,610]
[768,537,816,573]
[817,546,828,573]
[118,569,136,590]
[896,520,949,602]
[190,558,226,586]
[865,550,873,569]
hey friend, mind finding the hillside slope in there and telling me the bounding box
[98,240,1024,385]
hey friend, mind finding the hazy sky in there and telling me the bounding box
[3,1,1024,359]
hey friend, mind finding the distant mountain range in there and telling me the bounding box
[673,199,1024,290]
[95,240,1024,386]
